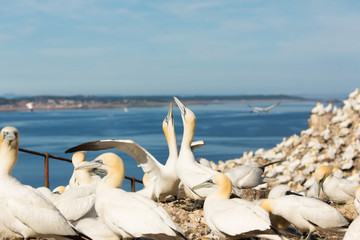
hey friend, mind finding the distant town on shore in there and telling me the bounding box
[0,94,337,112]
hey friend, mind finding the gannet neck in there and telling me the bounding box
[0,126,19,176]
[315,165,331,183]
[260,199,275,214]
[75,169,93,185]
[72,152,93,185]
[208,174,232,200]
[180,108,196,149]
[99,153,125,190]
[163,104,178,168]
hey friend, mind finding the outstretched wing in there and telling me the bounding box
[65,139,163,181]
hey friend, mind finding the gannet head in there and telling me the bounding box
[52,186,66,194]
[163,102,175,139]
[173,96,196,125]
[0,126,19,174]
[315,165,331,196]
[77,152,125,189]
[72,152,86,168]
[260,198,274,214]
[0,126,19,149]
[193,173,232,199]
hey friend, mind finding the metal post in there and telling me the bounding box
[44,153,50,188]
[131,177,136,192]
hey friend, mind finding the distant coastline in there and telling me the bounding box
[0,94,329,112]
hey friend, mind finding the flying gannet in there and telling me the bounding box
[248,102,281,115]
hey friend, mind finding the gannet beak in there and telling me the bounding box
[193,179,214,190]
[3,130,18,142]
[318,179,324,197]
[173,97,186,116]
[76,159,104,171]
[166,101,173,121]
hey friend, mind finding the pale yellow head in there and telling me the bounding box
[0,126,19,175]
[53,186,66,194]
[212,173,232,199]
[314,165,331,183]
[96,152,125,189]
[72,152,86,168]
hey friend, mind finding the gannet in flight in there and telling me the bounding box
[193,173,285,240]
[65,102,205,201]
[261,195,348,240]
[248,102,281,115]
[0,126,89,239]
[77,152,187,239]
[174,97,220,200]
[315,165,358,203]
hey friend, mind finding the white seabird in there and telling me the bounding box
[261,195,348,240]
[315,165,358,203]
[248,102,281,115]
[193,173,286,240]
[0,126,89,239]
[174,97,220,200]
[77,152,187,239]
[344,215,360,240]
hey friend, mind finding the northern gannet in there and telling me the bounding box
[77,152,187,239]
[315,165,358,203]
[65,102,205,201]
[248,102,281,115]
[344,215,360,240]
[69,151,101,187]
[75,217,119,240]
[193,173,285,240]
[174,97,219,200]
[0,126,89,239]
[261,195,348,240]
[224,160,283,190]
[354,185,360,215]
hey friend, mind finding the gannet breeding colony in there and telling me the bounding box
[1,89,360,240]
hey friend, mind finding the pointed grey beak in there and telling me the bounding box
[76,159,104,171]
[193,179,214,190]
[166,101,173,121]
[3,131,18,142]
[173,97,186,115]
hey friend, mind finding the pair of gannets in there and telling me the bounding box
[0,126,89,239]
[77,152,187,239]
[315,165,358,203]
[66,102,205,201]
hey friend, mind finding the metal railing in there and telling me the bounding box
[19,147,143,192]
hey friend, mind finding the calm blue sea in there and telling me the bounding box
[0,100,318,191]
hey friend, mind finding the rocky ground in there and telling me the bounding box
[160,89,360,240]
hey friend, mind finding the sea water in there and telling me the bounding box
[0,100,317,191]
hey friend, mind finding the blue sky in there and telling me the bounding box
[0,0,359,97]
